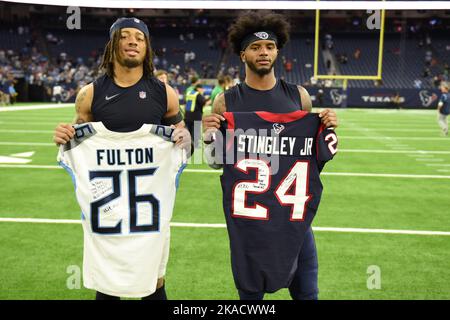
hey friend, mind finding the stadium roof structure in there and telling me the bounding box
[3,1,450,10]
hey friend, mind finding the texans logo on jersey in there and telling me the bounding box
[272,123,285,134]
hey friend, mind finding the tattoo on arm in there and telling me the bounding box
[74,116,86,124]
[73,87,91,124]
[75,89,87,113]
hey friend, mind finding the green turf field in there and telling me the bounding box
[1,104,449,300]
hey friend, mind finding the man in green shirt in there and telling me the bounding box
[210,75,233,105]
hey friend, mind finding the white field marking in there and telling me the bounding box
[342,128,438,132]
[341,126,437,130]
[340,136,449,141]
[0,156,31,164]
[0,116,73,121]
[415,158,444,162]
[391,146,416,150]
[351,109,435,115]
[341,149,450,155]
[0,142,447,155]
[437,169,450,173]
[1,217,450,236]
[0,164,60,169]
[0,129,53,133]
[0,116,72,120]
[386,145,411,149]
[10,151,34,158]
[0,104,73,112]
[0,142,54,146]
[341,122,438,126]
[1,164,450,179]
[406,154,435,157]
[0,121,68,126]
[426,164,450,167]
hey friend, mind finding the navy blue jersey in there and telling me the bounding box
[91,74,167,132]
[219,111,338,293]
[439,93,449,115]
[224,79,302,113]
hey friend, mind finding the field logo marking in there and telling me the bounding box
[0,151,34,164]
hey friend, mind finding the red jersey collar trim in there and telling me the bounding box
[255,110,309,123]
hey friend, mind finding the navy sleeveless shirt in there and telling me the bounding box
[224,79,302,113]
[91,74,167,132]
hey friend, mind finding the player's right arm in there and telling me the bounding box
[53,83,94,145]
[202,92,226,137]
[202,92,226,169]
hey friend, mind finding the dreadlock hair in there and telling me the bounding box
[228,11,291,56]
[99,29,155,79]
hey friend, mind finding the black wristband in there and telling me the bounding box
[162,111,183,126]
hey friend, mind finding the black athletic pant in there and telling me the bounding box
[238,227,319,300]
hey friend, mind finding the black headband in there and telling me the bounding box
[110,17,150,40]
[240,31,278,51]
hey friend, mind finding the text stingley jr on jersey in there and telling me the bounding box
[235,125,314,156]
[236,132,314,157]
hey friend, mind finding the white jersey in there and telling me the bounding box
[57,122,185,298]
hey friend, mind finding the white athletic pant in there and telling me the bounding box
[438,113,448,133]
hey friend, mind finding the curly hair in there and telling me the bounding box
[99,30,154,79]
[228,11,291,56]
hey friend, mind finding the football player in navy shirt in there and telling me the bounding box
[203,11,338,300]
[53,17,191,300]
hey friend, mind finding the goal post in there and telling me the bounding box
[313,0,386,82]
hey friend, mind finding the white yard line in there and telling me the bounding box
[0,164,61,169]
[0,121,67,126]
[0,142,55,146]
[1,164,450,179]
[339,124,449,175]
[340,136,449,141]
[0,142,449,155]
[341,149,450,154]
[415,158,444,162]
[406,154,435,157]
[0,217,449,236]
[0,129,53,133]
[342,128,439,132]
[0,104,73,112]
[426,164,450,167]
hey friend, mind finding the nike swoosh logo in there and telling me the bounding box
[105,94,120,101]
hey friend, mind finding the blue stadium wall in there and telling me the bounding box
[306,87,442,109]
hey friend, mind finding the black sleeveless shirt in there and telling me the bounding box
[224,79,302,113]
[91,74,167,132]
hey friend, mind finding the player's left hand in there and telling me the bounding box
[319,108,338,129]
[171,126,192,151]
